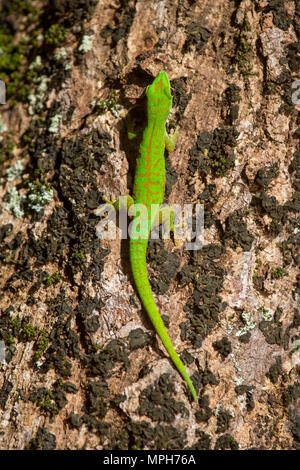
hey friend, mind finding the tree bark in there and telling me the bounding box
[0,0,299,450]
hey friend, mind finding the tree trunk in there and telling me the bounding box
[0,0,299,450]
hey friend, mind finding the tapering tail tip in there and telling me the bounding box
[129,239,199,403]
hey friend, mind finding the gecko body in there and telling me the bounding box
[101,71,198,402]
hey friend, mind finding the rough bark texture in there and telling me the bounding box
[0,0,299,450]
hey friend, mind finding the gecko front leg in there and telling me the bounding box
[165,125,180,152]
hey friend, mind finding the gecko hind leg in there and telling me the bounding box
[164,125,180,152]
[151,204,184,246]
[126,115,139,140]
[94,194,134,217]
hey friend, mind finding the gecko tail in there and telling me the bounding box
[129,239,198,402]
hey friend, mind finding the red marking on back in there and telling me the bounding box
[154,78,164,95]
[137,121,158,208]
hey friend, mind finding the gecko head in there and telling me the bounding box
[145,70,173,117]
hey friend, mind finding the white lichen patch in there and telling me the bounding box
[28,75,49,115]
[231,353,242,373]
[78,35,93,53]
[6,187,25,218]
[259,307,273,321]
[234,376,244,386]
[6,159,24,182]
[55,47,67,60]
[235,311,256,337]
[6,182,53,217]
[27,182,53,212]
[29,55,42,70]
[48,114,63,134]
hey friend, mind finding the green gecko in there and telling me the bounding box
[98,70,198,402]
